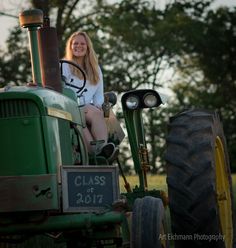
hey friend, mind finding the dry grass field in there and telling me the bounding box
[120,173,236,210]
[119,173,167,192]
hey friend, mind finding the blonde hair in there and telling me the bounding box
[64,31,100,85]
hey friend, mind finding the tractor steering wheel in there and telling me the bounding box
[60,59,86,95]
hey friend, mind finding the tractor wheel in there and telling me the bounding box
[165,109,234,248]
[131,196,169,248]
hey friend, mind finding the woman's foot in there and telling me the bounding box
[98,143,119,163]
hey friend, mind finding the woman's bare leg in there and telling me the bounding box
[83,104,108,152]
[83,126,94,153]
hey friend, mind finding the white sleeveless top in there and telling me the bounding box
[62,63,104,107]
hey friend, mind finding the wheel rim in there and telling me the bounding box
[215,136,233,248]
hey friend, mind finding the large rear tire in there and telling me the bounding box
[165,109,233,248]
[131,196,169,248]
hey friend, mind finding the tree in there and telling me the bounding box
[0,0,108,86]
[1,0,180,172]
[1,0,235,172]
[168,3,236,171]
[0,28,31,87]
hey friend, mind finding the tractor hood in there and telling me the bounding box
[0,86,81,124]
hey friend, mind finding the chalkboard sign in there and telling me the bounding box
[61,166,120,212]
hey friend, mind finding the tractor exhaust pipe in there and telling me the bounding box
[38,17,62,93]
[19,9,62,92]
[19,9,43,86]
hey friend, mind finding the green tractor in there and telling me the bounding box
[0,9,234,248]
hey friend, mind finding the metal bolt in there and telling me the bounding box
[46,191,53,199]
[33,185,39,192]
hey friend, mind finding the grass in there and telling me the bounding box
[119,173,168,192]
[120,173,236,208]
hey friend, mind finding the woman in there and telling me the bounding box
[63,31,117,162]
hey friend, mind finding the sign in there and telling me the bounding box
[61,166,120,212]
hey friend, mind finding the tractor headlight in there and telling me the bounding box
[126,95,139,110]
[143,93,158,108]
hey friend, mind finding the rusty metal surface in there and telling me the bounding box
[0,174,59,212]
[38,27,62,92]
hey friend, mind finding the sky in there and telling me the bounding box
[0,0,235,49]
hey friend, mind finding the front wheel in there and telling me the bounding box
[165,109,234,248]
[131,196,169,248]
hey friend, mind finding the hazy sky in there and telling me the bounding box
[0,0,235,49]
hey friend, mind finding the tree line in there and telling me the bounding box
[0,0,235,172]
